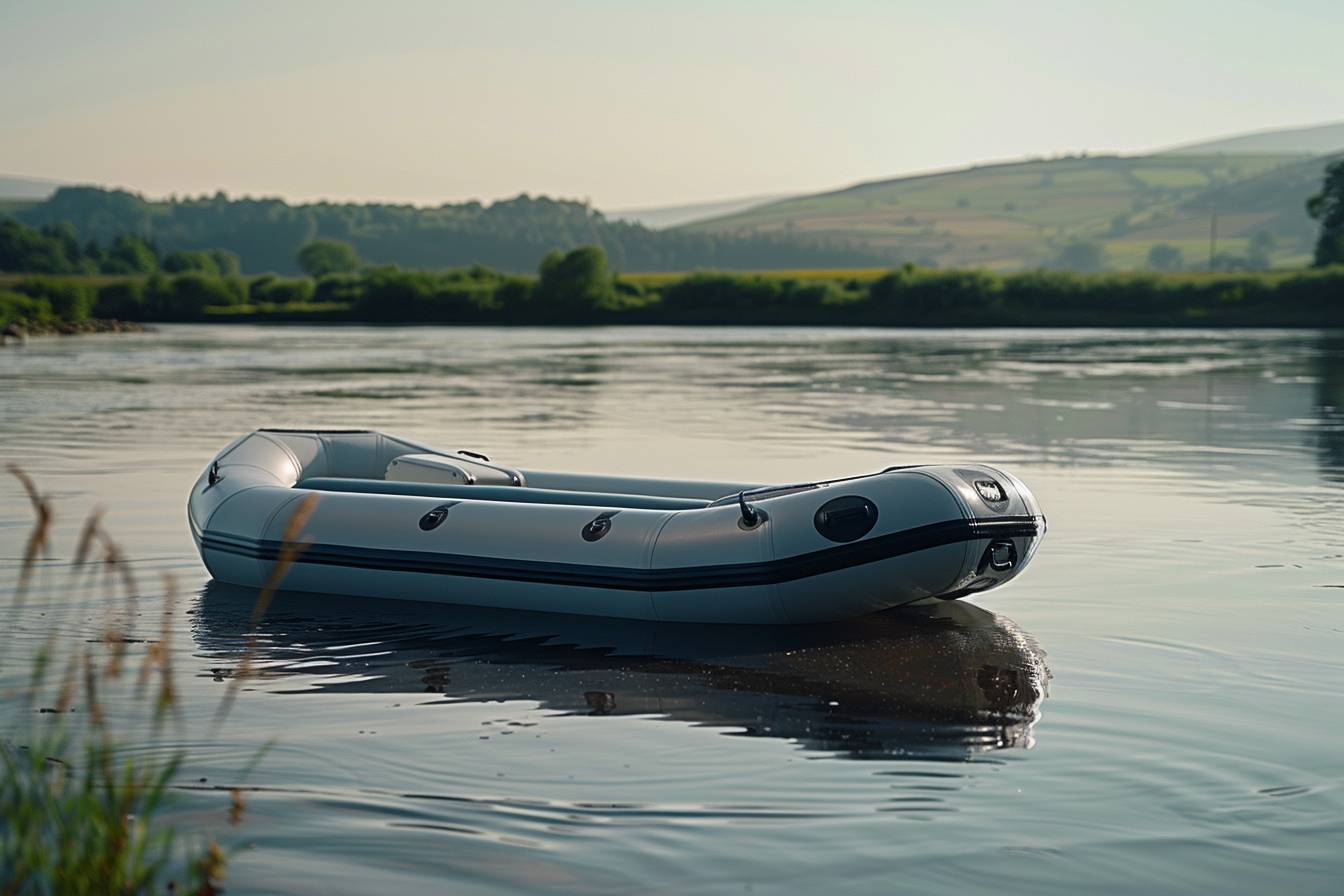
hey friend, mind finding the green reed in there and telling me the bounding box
[1,467,316,895]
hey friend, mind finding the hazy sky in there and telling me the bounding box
[2,0,1341,209]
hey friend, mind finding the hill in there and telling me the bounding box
[682,152,1334,270]
[0,174,63,200]
[609,193,794,229]
[9,188,894,275]
[626,122,1344,237]
[1166,121,1344,156]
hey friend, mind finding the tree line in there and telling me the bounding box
[0,218,241,276]
[9,186,894,275]
[4,159,1341,329]
[5,244,1343,330]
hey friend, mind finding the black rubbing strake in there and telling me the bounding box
[201,516,1040,592]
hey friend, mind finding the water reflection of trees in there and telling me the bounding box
[1315,334,1344,480]
[195,583,1050,761]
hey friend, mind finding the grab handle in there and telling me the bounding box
[738,491,762,528]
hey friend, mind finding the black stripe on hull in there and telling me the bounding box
[201,516,1039,592]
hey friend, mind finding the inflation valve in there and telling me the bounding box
[582,510,620,542]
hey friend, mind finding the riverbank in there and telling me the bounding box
[0,316,144,345]
[4,251,1344,329]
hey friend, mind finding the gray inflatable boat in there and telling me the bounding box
[188,429,1045,623]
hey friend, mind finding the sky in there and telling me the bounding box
[2,0,1342,210]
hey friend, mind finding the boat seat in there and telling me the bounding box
[296,477,711,511]
[386,452,523,487]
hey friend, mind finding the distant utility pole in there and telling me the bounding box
[1208,212,1218,269]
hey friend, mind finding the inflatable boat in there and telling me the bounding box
[188,429,1045,623]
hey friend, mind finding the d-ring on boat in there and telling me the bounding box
[188,429,1045,624]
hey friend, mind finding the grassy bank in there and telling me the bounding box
[4,251,1344,330]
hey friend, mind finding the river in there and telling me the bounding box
[2,325,1341,894]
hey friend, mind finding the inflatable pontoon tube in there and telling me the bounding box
[188,429,1045,623]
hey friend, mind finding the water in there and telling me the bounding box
[2,325,1342,894]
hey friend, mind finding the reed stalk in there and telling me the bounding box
[2,469,315,895]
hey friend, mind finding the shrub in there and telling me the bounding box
[249,276,315,304]
[162,249,222,275]
[534,246,614,318]
[14,277,96,321]
[313,272,363,304]
[354,267,496,322]
[100,234,158,275]
[94,279,149,320]
[0,289,53,325]
[297,239,361,277]
[147,273,245,320]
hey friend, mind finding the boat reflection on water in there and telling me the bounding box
[195,582,1050,760]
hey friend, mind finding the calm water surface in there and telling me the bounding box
[2,325,1342,894]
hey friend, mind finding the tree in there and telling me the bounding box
[1307,159,1344,266]
[1050,240,1107,273]
[297,239,361,277]
[162,249,221,275]
[534,246,614,316]
[209,249,241,277]
[101,234,157,274]
[0,220,82,273]
[1146,244,1184,272]
[15,277,96,321]
[1247,231,1276,269]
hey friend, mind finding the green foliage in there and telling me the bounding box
[202,301,350,318]
[535,246,614,318]
[0,219,85,274]
[1051,240,1107,273]
[17,186,893,275]
[0,218,177,277]
[1,731,211,894]
[352,266,502,321]
[1307,159,1344,266]
[209,249,242,277]
[146,272,246,320]
[102,234,158,275]
[157,248,241,278]
[14,277,96,321]
[313,272,364,304]
[687,152,1331,270]
[1,473,241,895]
[1146,244,1185,271]
[14,252,1344,328]
[296,239,361,277]
[1248,231,1276,269]
[659,272,849,321]
[249,275,315,305]
[94,279,148,320]
[0,289,53,325]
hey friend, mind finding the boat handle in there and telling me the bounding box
[457,449,491,462]
[738,491,761,527]
[207,461,221,487]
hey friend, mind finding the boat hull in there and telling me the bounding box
[188,429,1044,623]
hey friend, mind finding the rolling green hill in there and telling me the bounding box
[682,152,1338,270]
[1167,121,1344,155]
[9,188,894,274]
